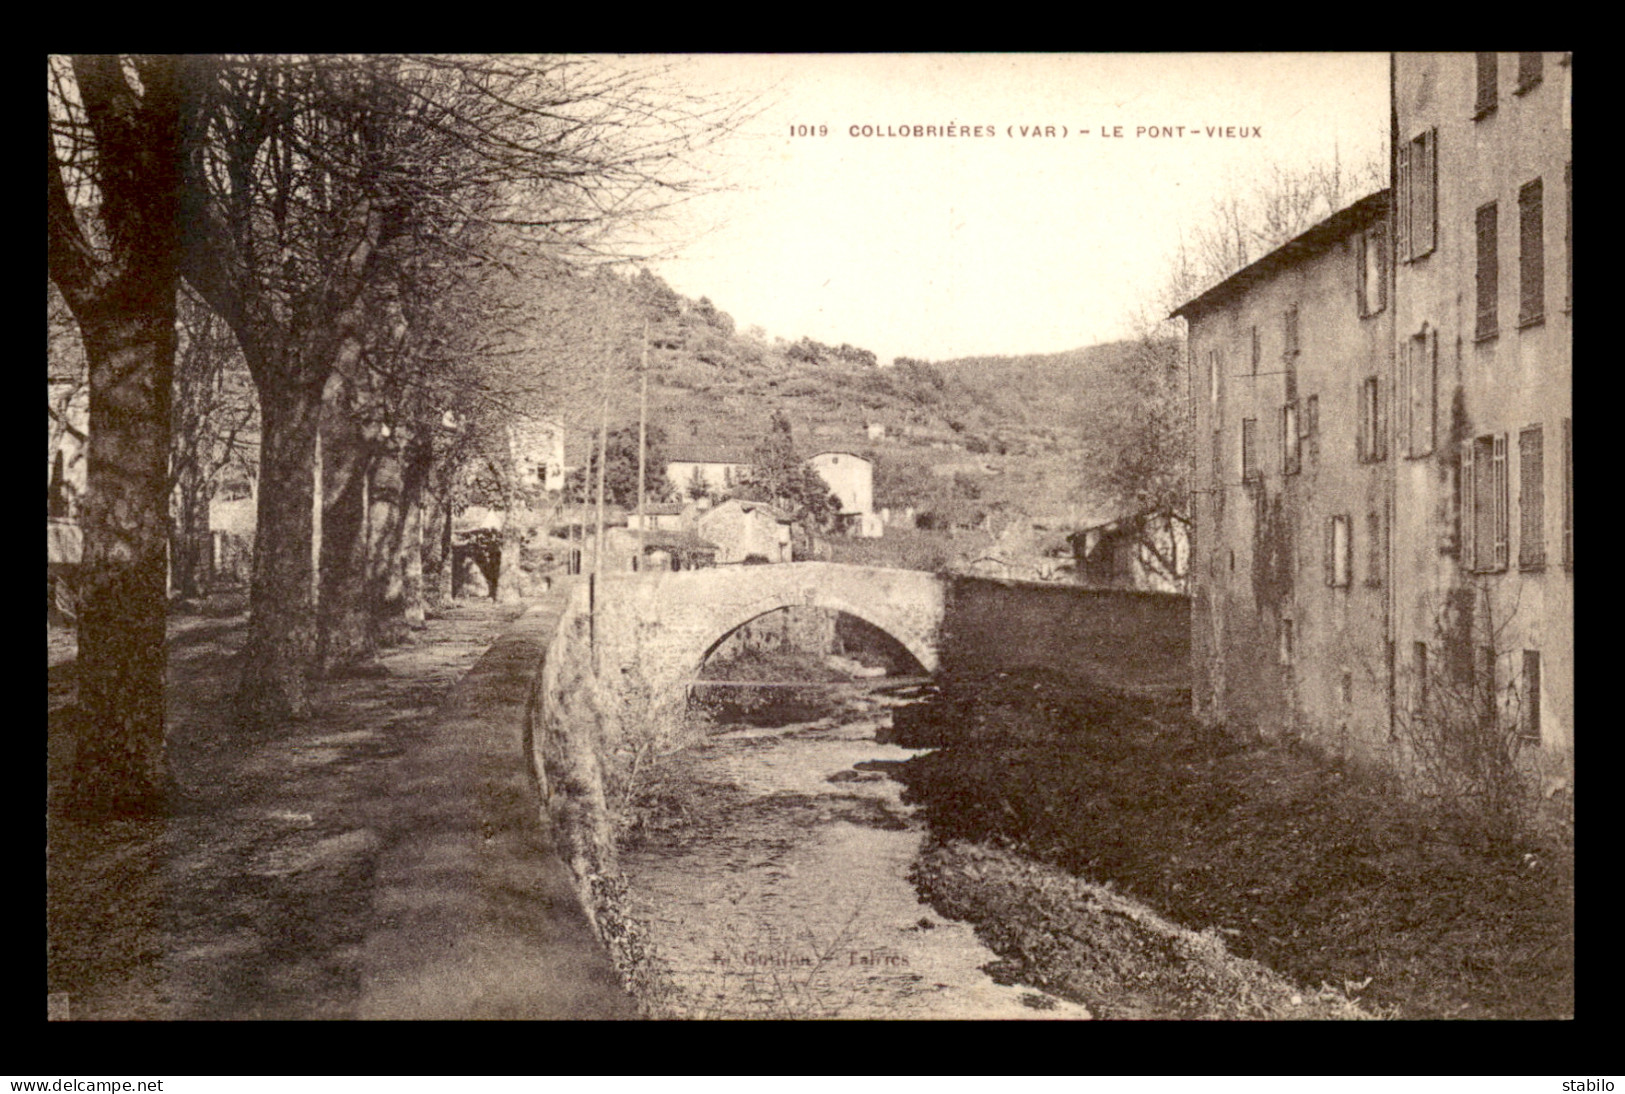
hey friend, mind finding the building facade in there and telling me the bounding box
[1176,192,1395,758]
[1176,52,1572,799]
[807,450,881,537]
[1390,52,1572,789]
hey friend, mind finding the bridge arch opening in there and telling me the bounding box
[692,595,933,684]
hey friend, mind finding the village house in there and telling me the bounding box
[1068,511,1190,593]
[509,416,565,493]
[1174,52,1571,797]
[695,498,794,564]
[664,444,754,500]
[807,450,882,537]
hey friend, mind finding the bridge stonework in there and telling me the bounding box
[531,564,1188,894]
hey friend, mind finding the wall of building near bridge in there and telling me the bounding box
[938,574,1191,695]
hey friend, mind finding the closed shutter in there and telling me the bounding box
[1520,179,1545,325]
[1460,439,1476,570]
[1519,425,1545,569]
[1396,140,1411,261]
[1493,433,1509,571]
[1563,417,1572,568]
[1357,231,1369,316]
[1476,202,1499,338]
[1421,326,1437,455]
[1408,130,1438,258]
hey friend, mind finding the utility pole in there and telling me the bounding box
[636,317,649,571]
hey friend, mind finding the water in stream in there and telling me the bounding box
[619,685,1091,1020]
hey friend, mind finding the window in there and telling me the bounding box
[1475,52,1498,117]
[1413,642,1430,721]
[1521,650,1542,743]
[1562,417,1572,569]
[1565,162,1572,311]
[1283,305,1300,357]
[1365,510,1384,587]
[1475,202,1498,339]
[1241,418,1259,482]
[1279,618,1295,666]
[1403,325,1437,457]
[1397,128,1437,261]
[1358,376,1385,462]
[1250,325,1260,374]
[1282,402,1300,475]
[1516,51,1543,95]
[1463,433,1510,572]
[1208,349,1220,407]
[1304,394,1319,438]
[1326,514,1350,587]
[1519,178,1544,326]
[1358,223,1387,316]
[1519,425,1545,570]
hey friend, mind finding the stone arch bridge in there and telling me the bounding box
[550,562,942,702]
[532,561,1189,883]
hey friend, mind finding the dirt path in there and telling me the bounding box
[46,601,520,1020]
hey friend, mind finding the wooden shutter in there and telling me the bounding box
[1460,439,1475,570]
[1562,417,1572,568]
[1519,425,1545,569]
[1396,140,1411,261]
[1325,516,1336,586]
[1476,52,1498,115]
[1415,130,1437,257]
[1476,202,1499,338]
[1493,433,1509,571]
[1356,231,1369,316]
[1520,178,1545,325]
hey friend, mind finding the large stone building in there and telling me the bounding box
[806,450,881,537]
[1175,52,1572,799]
[1175,191,1394,758]
[1390,52,1571,789]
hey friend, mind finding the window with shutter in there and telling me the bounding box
[1475,52,1498,117]
[1208,349,1219,407]
[1519,425,1545,570]
[1366,511,1384,587]
[1562,417,1572,569]
[1460,440,1476,570]
[1305,395,1319,438]
[1413,642,1430,725]
[1476,202,1499,339]
[1516,52,1543,94]
[1282,403,1300,475]
[1472,434,1503,571]
[1408,327,1436,457]
[1284,305,1299,357]
[1520,179,1545,327]
[1250,325,1259,374]
[1410,130,1437,259]
[1359,377,1383,462]
[1396,139,1411,261]
[1242,418,1258,482]
[1565,163,1572,311]
[1521,650,1542,743]
[1493,433,1510,571]
[1327,515,1350,588]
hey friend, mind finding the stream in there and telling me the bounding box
[619,684,1091,1020]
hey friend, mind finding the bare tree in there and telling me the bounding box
[48,55,187,812]
[178,55,741,718]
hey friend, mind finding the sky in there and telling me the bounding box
[636,53,1390,366]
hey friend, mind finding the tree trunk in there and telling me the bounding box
[400,441,432,629]
[236,378,324,721]
[367,441,408,648]
[170,460,210,601]
[71,312,176,812]
[436,495,455,603]
[495,481,525,604]
[317,386,376,675]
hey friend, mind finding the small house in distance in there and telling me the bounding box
[807,450,881,537]
[696,499,794,564]
[665,444,754,500]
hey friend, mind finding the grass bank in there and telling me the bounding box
[887,668,1574,1020]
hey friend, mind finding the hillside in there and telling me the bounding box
[558,272,1157,531]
